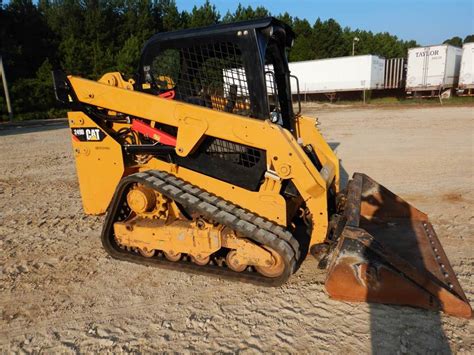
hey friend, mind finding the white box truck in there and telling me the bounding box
[288,55,385,94]
[458,42,474,93]
[406,44,462,93]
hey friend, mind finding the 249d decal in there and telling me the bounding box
[72,127,106,142]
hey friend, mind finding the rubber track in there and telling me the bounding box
[101,170,301,286]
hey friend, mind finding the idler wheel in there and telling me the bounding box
[225,250,247,272]
[255,246,285,278]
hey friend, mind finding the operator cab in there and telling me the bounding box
[137,17,299,130]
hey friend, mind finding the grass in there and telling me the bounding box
[0,108,67,122]
[369,96,474,106]
[303,95,474,107]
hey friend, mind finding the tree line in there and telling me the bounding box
[0,0,472,119]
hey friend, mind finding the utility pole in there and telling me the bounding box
[0,56,13,122]
[352,37,360,56]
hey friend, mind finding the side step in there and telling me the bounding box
[325,173,472,318]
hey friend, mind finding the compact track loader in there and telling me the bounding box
[53,18,471,318]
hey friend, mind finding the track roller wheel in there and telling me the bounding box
[190,255,210,266]
[225,250,247,272]
[164,251,182,262]
[255,246,285,278]
[139,248,155,258]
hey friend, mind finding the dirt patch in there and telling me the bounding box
[442,193,465,203]
[0,107,473,352]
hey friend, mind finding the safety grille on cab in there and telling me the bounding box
[150,42,251,117]
[205,137,262,168]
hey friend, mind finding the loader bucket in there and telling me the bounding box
[325,173,472,318]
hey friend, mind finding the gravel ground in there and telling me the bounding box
[0,106,472,353]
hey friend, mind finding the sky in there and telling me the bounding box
[177,0,474,45]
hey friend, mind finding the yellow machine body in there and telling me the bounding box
[56,17,471,318]
[67,74,338,247]
[69,111,125,214]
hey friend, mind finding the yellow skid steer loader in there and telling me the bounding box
[53,18,471,318]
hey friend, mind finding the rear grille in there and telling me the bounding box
[205,138,262,168]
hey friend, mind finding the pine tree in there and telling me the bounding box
[290,18,314,61]
[223,3,270,23]
[312,18,346,59]
[156,0,182,31]
[116,35,141,77]
[188,0,220,28]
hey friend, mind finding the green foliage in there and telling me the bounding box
[152,49,180,86]
[289,18,314,61]
[189,0,219,28]
[443,36,463,47]
[0,0,465,120]
[157,0,184,31]
[117,35,141,77]
[313,18,346,58]
[60,34,92,76]
[223,3,269,22]
[1,0,54,79]
[36,58,53,83]
[9,58,60,119]
[276,12,292,26]
[463,34,474,44]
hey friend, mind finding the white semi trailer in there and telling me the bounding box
[406,44,462,96]
[223,55,386,101]
[458,42,474,95]
[288,55,385,94]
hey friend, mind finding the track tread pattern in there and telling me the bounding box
[101,170,301,286]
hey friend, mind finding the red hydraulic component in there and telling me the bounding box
[131,119,177,147]
[158,90,175,99]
